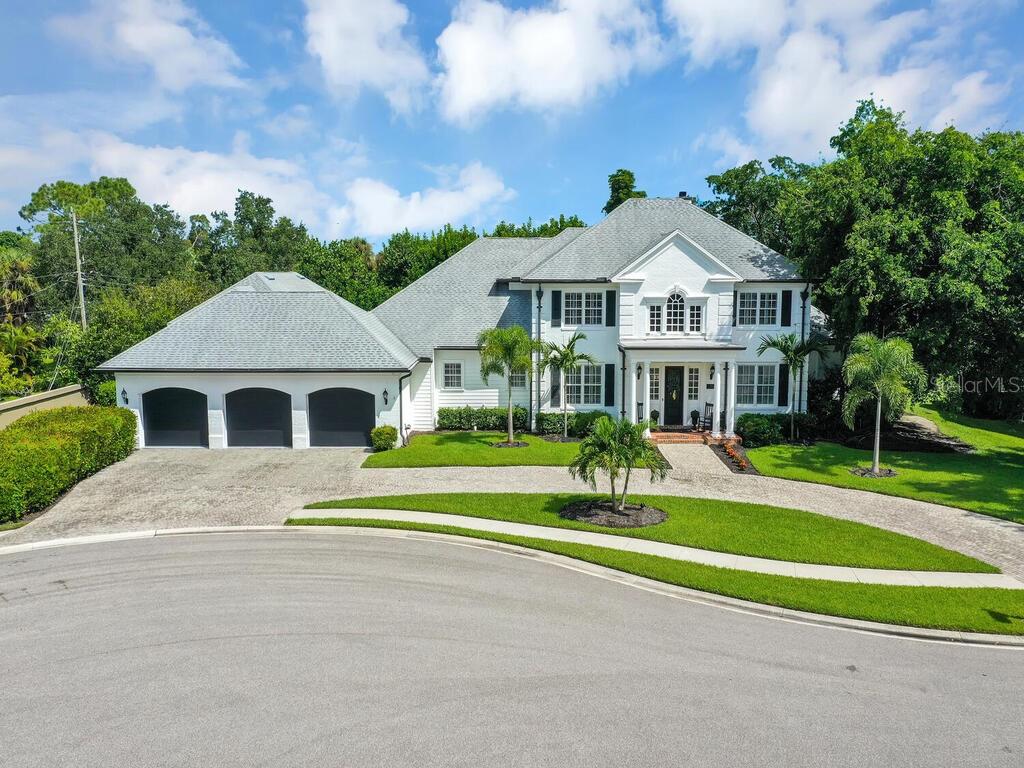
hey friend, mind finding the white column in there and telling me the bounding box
[642,360,651,435]
[626,354,636,423]
[711,362,723,437]
[726,360,737,437]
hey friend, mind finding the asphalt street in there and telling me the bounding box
[0,531,1020,767]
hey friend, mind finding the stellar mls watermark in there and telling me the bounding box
[940,375,1022,395]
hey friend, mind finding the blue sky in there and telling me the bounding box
[2,0,1022,241]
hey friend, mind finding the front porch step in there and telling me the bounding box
[650,431,739,446]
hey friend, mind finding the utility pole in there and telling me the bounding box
[71,208,87,330]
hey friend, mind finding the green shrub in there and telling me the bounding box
[370,425,398,452]
[436,405,528,432]
[93,380,118,406]
[735,413,785,448]
[535,410,607,437]
[0,406,136,523]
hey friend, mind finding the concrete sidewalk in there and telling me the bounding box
[293,508,1024,589]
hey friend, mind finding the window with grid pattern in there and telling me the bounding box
[666,293,685,332]
[649,367,660,400]
[738,292,758,325]
[756,364,776,404]
[736,364,756,404]
[758,292,778,325]
[509,370,527,388]
[583,365,602,404]
[443,362,462,389]
[648,304,662,333]
[687,303,703,333]
[687,367,699,400]
[584,292,603,325]
[563,292,583,325]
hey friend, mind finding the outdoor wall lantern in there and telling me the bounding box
[636,363,642,380]
[382,388,389,406]
[709,363,717,378]
[121,388,128,405]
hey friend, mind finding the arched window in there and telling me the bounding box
[666,293,685,332]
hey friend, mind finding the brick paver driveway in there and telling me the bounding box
[4,445,1022,578]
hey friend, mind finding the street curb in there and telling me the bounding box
[2,525,1023,649]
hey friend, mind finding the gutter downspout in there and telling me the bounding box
[397,370,412,446]
[619,346,627,419]
[534,285,544,432]
[798,282,810,413]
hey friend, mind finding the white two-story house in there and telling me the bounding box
[101,196,814,449]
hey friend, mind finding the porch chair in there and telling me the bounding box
[698,402,714,432]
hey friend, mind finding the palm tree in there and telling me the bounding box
[477,325,538,446]
[0,246,40,326]
[540,331,597,438]
[569,416,670,512]
[841,333,925,475]
[756,332,829,441]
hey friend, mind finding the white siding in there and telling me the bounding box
[432,350,531,422]
[407,361,434,432]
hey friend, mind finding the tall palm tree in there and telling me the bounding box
[757,332,829,441]
[569,416,669,511]
[540,331,597,438]
[841,333,925,475]
[0,246,41,326]
[478,325,538,446]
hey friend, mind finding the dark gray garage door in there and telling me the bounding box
[225,388,292,447]
[308,387,374,446]
[142,388,209,447]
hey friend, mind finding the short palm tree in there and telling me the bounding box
[757,332,829,441]
[841,333,925,475]
[540,331,597,437]
[478,325,539,446]
[569,416,670,511]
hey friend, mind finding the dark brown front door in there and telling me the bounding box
[664,367,685,425]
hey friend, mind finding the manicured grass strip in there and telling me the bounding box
[747,407,1024,524]
[0,520,27,533]
[286,519,1024,636]
[305,492,994,573]
[363,432,579,468]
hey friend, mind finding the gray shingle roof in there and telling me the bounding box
[98,272,418,372]
[372,237,544,358]
[520,197,800,281]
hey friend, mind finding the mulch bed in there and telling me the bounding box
[849,467,898,478]
[491,441,529,448]
[710,442,759,475]
[559,500,667,528]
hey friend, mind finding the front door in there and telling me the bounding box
[664,367,685,425]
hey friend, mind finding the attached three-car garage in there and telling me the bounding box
[308,387,375,446]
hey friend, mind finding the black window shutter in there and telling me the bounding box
[604,363,615,407]
[781,290,793,327]
[778,364,790,407]
[605,290,616,327]
[551,290,562,327]
[550,368,560,407]
[732,290,738,326]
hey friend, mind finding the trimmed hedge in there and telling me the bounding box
[436,405,529,432]
[370,425,398,452]
[0,406,137,523]
[535,409,606,437]
[735,413,785,448]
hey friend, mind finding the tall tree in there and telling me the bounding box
[488,214,586,237]
[477,325,538,446]
[540,331,597,438]
[756,332,829,440]
[296,238,389,310]
[0,233,40,325]
[603,169,647,214]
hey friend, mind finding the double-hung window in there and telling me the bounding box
[758,292,778,325]
[649,367,660,400]
[566,364,602,405]
[509,370,527,388]
[563,292,602,325]
[687,304,703,334]
[666,293,686,332]
[738,291,778,326]
[648,304,662,333]
[563,292,583,325]
[736,364,776,405]
[583,292,603,325]
[443,362,463,389]
[738,292,758,325]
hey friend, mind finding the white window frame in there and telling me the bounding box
[566,364,602,406]
[738,290,779,328]
[687,303,703,334]
[443,362,463,390]
[649,367,660,400]
[648,304,662,334]
[687,367,699,400]
[563,292,583,326]
[583,292,603,326]
[736,363,777,406]
[666,293,686,332]
[509,370,527,388]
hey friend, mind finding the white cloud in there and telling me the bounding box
[49,0,243,92]
[303,0,430,113]
[436,0,665,124]
[692,129,759,169]
[929,71,1008,132]
[261,105,317,139]
[663,0,788,67]
[332,162,514,237]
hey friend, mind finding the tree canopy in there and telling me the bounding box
[603,169,647,214]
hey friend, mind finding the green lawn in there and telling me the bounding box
[304,492,993,572]
[363,431,579,468]
[285,518,1024,636]
[0,520,27,533]
[747,408,1024,524]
